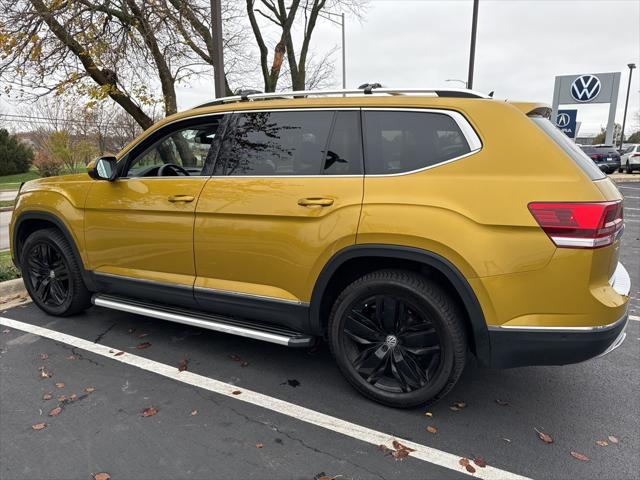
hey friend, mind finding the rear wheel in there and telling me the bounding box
[328,269,467,408]
[21,228,91,316]
[625,161,632,174]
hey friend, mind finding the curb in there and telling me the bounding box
[610,174,640,183]
[0,278,26,298]
[0,207,14,212]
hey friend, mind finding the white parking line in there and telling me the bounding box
[0,316,531,480]
[619,186,640,191]
[623,195,640,199]
[630,315,640,322]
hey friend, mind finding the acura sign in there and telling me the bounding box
[551,72,621,144]
[555,109,577,139]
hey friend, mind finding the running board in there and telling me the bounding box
[91,294,315,348]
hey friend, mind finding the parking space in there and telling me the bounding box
[0,183,638,480]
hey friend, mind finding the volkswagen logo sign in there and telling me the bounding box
[556,112,571,128]
[570,75,601,102]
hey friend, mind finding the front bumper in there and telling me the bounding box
[488,262,630,368]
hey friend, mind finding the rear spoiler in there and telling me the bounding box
[508,102,552,118]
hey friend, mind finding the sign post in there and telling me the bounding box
[551,72,621,144]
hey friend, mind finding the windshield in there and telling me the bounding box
[530,116,605,180]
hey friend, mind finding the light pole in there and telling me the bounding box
[619,63,636,150]
[210,0,225,98]
[467,0,479,89]
[446,79,468,88]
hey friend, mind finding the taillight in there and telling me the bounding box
[590,154,599,160]
[632,153,640,158]
[528,201,624,248]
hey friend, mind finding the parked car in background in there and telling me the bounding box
[579,145,621,174]
[620,144,640,173]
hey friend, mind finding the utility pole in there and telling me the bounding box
[211,0,225,98]
[467,0,479,90]
[619,63,636,150]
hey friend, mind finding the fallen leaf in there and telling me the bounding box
[495,399,509,406]
[281,379,301,388]
[377,444,393,456]
[141,406,158,417]
[228,354,241,361]
[570,451,589,462]
[31,422,47,431]
[425,412,433,417]
[48,406,62,417]
[459,457,470,467]
[232,390,242,395]
[40,368,52,379]
[465,464,476,473]
[137,332,149,338]
[255,443,264,448]
[114,351,124,356]
[55,382,65,389]
[473,456,487,468]
[596,440,609,447]
[66,355,78,360]
[426,425,438,434]
[84,387,96,393]
[535,428,553,444]
[391,440,415,460]
[502,438,512,443]
[69,394,77,401]
[608,435,619,444]
[42,393,53,401]
[94,473,111,480]
[449,406,460,412]
[453,400,466,409]
[190,410,198,416]
[136,342,151,349]
[40,353,49,360]
[57,395,66,402]
[240,361,249,368]
[178,359,189,372]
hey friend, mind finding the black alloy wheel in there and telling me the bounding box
[329,269,467,408]
[21,228,92,316]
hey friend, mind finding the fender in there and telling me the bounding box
[11,211,97,291]
[309,244,491,365]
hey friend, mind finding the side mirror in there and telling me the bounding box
[88,156,118,181]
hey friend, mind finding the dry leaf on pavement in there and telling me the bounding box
[473,456,487,468]
[57,395,66,402]
[495,399,509,406]
[535,428,553,444]
[425,412,433,417]
[31,422,47,431]
[178,359,189,372]
[42,393,53,401]
[94,473,111,480]
[228,354,242,361]
[55,382,65,389]
[114,351,124,356]
[391,440,415,460]
[608,435,619,444]
[141,406,158,417]
[69,394,77,401]
[596,440,609,447]
[48,406,62,417]
[84,387,96,393]
[240,361,249,368]
[40,353,49,360]
[137,332,150,338]
[39,368,52,379]
[190,410,198,416]
[255,443,264,448]
[426,425,438,434]
[570,451,589,462]
[136,342,151,349]
[232,390,242,395]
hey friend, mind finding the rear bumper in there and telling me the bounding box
[488,262,631,368]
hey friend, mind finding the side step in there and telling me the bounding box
[92,294,315,348]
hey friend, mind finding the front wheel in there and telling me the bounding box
[328,270,467,408]
[21,228,92,316]
[625,161,633,174]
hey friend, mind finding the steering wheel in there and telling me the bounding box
[157,163,190,176]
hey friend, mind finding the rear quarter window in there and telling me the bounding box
[362,111,475,175]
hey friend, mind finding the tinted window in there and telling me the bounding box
[594,146,618,155]
[580,146,596,155]
[126,120,222,177]
[363,111,471,174]
[323,111,363,175]
[531,117,605,180]
[218,111,333,176]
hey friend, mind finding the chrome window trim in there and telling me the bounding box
[487,310,628,333]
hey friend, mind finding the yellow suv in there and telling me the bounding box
[9,87,631,408]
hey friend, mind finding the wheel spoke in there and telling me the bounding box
[35,278,51,302]
[346,310,385,343]
[365,356,389,384]
[50,280,67,305]
[391,348,426,391]
[376,295,397,333]
[404,344,441,356]
[400,326,438,348]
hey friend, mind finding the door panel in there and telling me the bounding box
[194,176,363,304]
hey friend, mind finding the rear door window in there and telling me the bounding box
[362,111,472,174]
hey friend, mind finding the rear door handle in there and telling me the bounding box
[297,197,334,207]
[168,195,195,203]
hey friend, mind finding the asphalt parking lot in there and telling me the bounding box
[0,183,638,480]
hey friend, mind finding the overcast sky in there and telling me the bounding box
[180,0,640,136]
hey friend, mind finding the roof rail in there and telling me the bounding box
[192,87,490,109]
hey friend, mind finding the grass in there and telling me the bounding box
[0,250,20,282]
[0,167,82,191]
[0,200,14,209]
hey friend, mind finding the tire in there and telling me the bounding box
[626,161,632,174]
[328,269,467,408]
[20,228,92,316]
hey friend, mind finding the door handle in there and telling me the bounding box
[297,197,334,207]
[168,195,195,203]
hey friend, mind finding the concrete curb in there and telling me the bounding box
[610,174,640,183]
[0,278,26,298]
